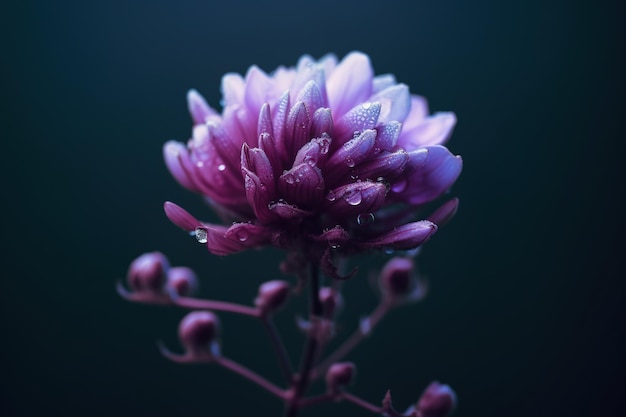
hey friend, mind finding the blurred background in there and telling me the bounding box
[2,0,624,416]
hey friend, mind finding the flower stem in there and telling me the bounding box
[172,296,259,317]
[283,261,322,417]
[313,301,391,379]
[214,355,286,399]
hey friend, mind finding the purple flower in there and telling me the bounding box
[163,52,461,256]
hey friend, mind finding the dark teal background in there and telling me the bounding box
[2,0,624,416]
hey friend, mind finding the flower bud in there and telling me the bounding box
[127,252,169,293]
[254,280,291,314]
[417,382,456,417]
[325,362,356,393]
[166,266,198,297]
[379,257,414,298]
[319,287,343,318]
[178,311,220,355]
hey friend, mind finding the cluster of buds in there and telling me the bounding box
[119,251,456,416]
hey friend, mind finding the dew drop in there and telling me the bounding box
[344,190,362,206]
[384,248,395,255]
[284,173,296,184]
[362,102,372,110]
[319,137,330,154]
[217,164,226,172]
[326,190,336,202]
[196,161,204,168]
[303,155,317,166]
[357,212,375,226]
[194,227,208,244]
[235,230,249,242]
[345,157,355,168]
[330,242,341,249]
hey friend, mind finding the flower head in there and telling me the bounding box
[164,52,461,256]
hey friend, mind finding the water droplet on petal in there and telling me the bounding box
[319,137,330,154]
[194,227,208,244]
[235,229,249,242]
[356,212,375,226]
[217,164,226,171]
[345,157,355,168]
[330,242,341,249]
[384,248,395,255]
[196,161,204,168]
[326,191,336,202]
[344,190,362,206]
[362,102,372,110]
[284,173,296,184]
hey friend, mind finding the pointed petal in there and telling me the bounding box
[293,135,331,169]
[295,80,324,115]
[241,144,274,189]
[243,168,276,223]
[311,107,334,138]
[278,163,325,208]
[355,149,409,182]
[244,65,273,115]
[370,84,411,124]
[224,222,274,248]
[402,95,430,130]
[335,101,381,143]
[163,141,196,192]
[187,89,217,125]
[285,101,311,159]
[323,181,388,219]
[325,129,376,186]
[399,112,457,150]
[372,74,397,93]
[400,146,462,205]
[272,90,290,149]
[268,201,311,220]
[221,73,245,107]
[257,103,274,137]
[359,221,438,250]
[164,202,201,232]
[327,52,374,118]
[205,225,249,256]
[375,121,402,152]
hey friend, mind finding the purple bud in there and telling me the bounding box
[417,382,456,417]
[359,220,438,251]
[166,266,198,297]
[127,252,169,293]
[254,280,291,314]
[178,311,220,355]
[325,362,356,393]
[278,163,325,208]
[379,257,414,298]
[319,287,343,318]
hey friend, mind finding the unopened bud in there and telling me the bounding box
[379,257,414,298]
[178,311,220,355]
[254,280,290,314]
[417,381,456,417]
[167,266,198,297]
[319,287,343,318]
[127,252,169,293]
[325,362,355,393]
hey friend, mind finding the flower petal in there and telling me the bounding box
[164,201,201,232]
[427,197,459,226]
[370,84,411,124]
[224,222,274,248]
[243,169,276,223]
[295,80,324,116]
[374,121,402,152]
[278,163,325,208]
[355,149,409,182]
[221,73,245,107]
[244,65,273,116]
[334,101,381,143]
[323,181,388,219]
[359,221,438,250]
[163,141,197,192]
[187,89,218,125]
[399,112,457,150]
[311,107,334,138]
[327,51,374,118]
[325,129,376,186]
[284,101,311,162]
[395,146,462,205]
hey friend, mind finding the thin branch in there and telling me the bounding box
[214,355,287,400]
[261,316,294,383]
